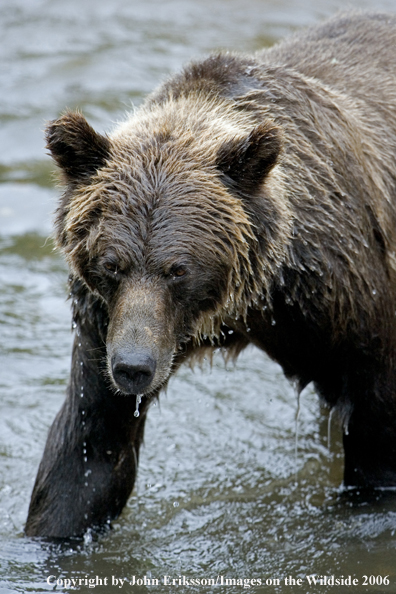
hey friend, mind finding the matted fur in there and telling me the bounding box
[57,98,291,341]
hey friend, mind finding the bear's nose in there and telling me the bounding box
[111,352,156,394]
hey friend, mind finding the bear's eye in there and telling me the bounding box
[103,261,120,275]
[170,264,188,280]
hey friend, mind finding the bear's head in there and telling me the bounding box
[47,106,288,396]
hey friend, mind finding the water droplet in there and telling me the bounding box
[134,394,142,417]
[72,321,77,329]
[327,408,335,451]
[173,501,179,508]
[84,456,88,462]
[271,319,276,326]
[372,289,377,296]
[228,329,234,334]
[84,469,92,477]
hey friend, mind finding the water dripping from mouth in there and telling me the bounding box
[134,394,142,417]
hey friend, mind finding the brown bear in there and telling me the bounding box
[26,11,396,538]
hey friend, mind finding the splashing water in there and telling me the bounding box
[83,528,93,546]
[294,385,301,483]
[134,394,142,418]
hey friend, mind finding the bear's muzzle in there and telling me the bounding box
[111,350,157,394]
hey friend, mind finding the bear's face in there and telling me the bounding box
[73,174,236,395]
[47,111,283,395]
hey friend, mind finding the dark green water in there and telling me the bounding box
[1,1,396,592]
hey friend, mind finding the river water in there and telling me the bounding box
[1,1,396,592]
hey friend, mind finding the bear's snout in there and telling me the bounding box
[105,281,177,395]
[111,350,157,394]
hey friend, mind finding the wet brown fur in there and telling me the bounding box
[26,12,396,538]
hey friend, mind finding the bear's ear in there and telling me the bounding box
[216,122,282,195]
[45,111,111,182]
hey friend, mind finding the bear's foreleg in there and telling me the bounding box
[25,282,149,538]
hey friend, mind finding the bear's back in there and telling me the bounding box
[260,12,396,103]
